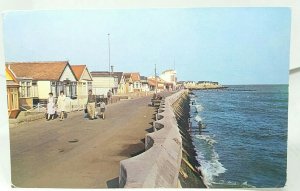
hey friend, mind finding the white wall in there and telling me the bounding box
[160,71,176,84]
[59,65,77,81]
[93,87,110,97]
[92,76,115,88]
[37,81,51,99]
[141,84,149,92]
[81,68,92,81]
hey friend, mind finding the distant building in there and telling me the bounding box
[140,76,150,92]
[197,81,219,85]
[160,69,177,90]
[5,66,20,118]
[124,72,142,93]
[114,72,125,94]
[183,80,221,89]
[71,65,93,105]
[147,76,165,92]
[7,61,77,107]
[123,73,133,93]
[90,71,121,96]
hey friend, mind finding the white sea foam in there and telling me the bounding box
[196,134,217,146]
[194,104,203,112]
[194,134,226,186]
[194,115,202,122]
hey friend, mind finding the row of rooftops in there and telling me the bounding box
[177,81,219,85]
[5,61,174,85]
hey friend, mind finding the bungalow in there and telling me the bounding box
[71,65,93,105]
[7,61,77,106]
[148,76,166,92]
[140,76,150,92]
[124,72,142,93]
[123,73,133,93]
[90,71,120,96]
[113,72,125,95]
[5,66,20,118]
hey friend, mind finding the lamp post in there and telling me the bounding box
[107,33,111,95]
[107,33,111,75]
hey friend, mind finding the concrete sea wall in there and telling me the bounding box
[119,89,206,188]
[119,90,186,188]
[173,91,207,188]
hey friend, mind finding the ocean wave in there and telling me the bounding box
[194,104,203,112]
[194,115,202,122]
[194,134,226,186]
[195,134,217,146]
[212,180,256,188]
[196,150,227,186]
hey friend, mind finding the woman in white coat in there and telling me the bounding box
[46,92,56,121]
[57,91,66,121]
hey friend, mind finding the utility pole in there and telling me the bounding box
[107,33,111,75]
[107,33,111,95]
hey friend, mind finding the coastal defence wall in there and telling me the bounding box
[119,90,187,188]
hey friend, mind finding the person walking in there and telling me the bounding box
[46,92,56,121]
[107,89,112,104]
[57,91,66,121]
[87,90,97,120]
[99,98,106,119]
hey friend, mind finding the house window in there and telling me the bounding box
[20,81,31,97]
[52,81,63,97]
[32,81,38,97]
[87,81,92,91]
[71,82,77,98]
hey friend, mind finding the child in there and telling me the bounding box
[99,98,106,119]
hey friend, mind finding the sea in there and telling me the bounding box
[189,85,288,188]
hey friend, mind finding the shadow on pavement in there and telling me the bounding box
[118,142,145,157]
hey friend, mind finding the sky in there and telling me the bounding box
[3,8,291,85]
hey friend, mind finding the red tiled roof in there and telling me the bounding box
[148,78,164,85]
[6,61,69,81]
[123,73,131,79]
[91,71,111,77]
[131,73,140,82]
[148,79,156,86]
[124,72,140,82]
[71,65,86,80]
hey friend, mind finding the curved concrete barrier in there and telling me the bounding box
[119,90,187,188]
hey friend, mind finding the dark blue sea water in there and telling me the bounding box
[189,85,288,188]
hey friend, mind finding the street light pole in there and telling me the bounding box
[107,33,111,95]
[107,33,111,75]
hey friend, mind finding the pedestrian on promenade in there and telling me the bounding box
[46,92,56,121]
[87,90,97,120]
[57,91,66,121]
[107,89,112,104]
[99,98,106,119]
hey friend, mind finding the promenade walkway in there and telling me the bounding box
[10,94,167,188]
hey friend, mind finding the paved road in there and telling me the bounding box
[10,95,158,188]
